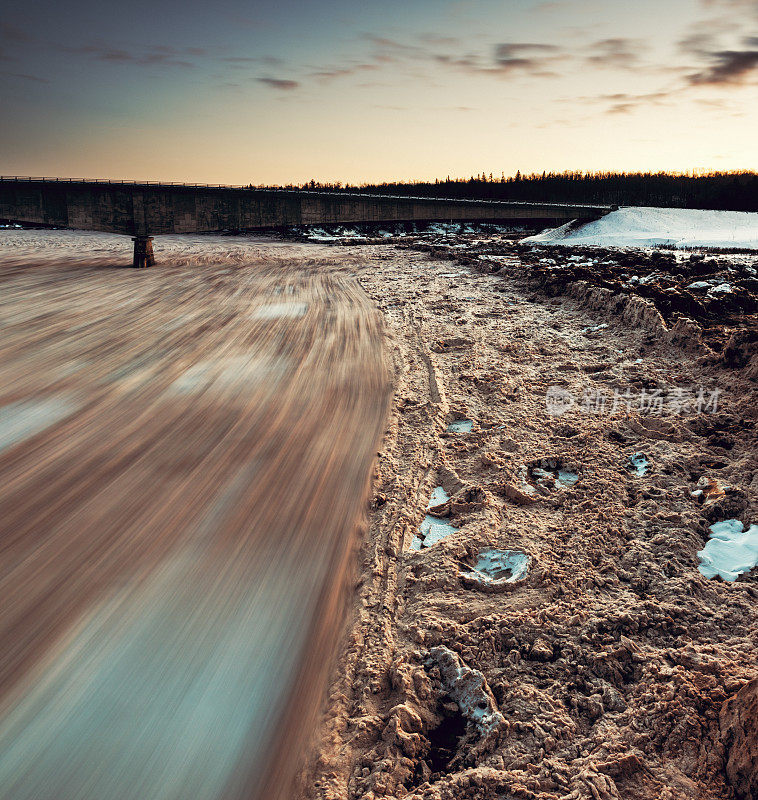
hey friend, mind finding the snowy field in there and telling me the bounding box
[524,206,758,251]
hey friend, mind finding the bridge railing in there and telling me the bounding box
[0,177,614,211]
[0,177,246,189]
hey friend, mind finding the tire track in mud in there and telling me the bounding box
[300,298,456,798]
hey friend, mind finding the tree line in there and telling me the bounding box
[264,171,758,211]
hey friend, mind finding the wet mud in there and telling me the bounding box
[302,237,758,800]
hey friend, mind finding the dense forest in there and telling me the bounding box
[275,171,758,211]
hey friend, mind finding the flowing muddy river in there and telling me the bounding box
[1,229,757,800]
[0,231,390,800]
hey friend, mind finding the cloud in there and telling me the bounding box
[584,38,645,69]
[493,42,561,73]
[257,76,300,90]
[309,63,378,81]
[606,91,670,113]
[688,48,758,82]
[373,103,475,112]
[60,43,199,68]
[434,53,480,70]
[0,22,33,61]
[220,55,284,68]
[362,34,427,63]
[678,31,719,55]
[575,90,672,114]
[701,0,758,11]
[677,20,758,85]
[694,96,730,108]
[434,41,563,77]
[699,0,758,30]
[0,23,32,43]
[0,70,49,82]
[418,34,461,48]
[496,42,559,57]
[351,34,568,82]
[687,42,758,84]
[533,1,568,13]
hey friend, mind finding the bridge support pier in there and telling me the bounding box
[132,235,155,268]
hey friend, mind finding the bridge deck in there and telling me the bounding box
[0,176,613,240]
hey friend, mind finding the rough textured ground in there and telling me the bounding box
[301,241,758,800]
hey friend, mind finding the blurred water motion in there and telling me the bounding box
[0,232,391,800]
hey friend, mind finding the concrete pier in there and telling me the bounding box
[132,236,155,268]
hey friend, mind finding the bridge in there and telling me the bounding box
[0,177,613,267]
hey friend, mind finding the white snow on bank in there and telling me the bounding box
[410,485,458,550]
[698,519,758,581]
[461,549,529,586]
[523,207,758,251]
[447,419,473,433]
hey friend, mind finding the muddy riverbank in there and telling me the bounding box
[302,239,757,800]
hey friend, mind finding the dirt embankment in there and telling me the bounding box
[302,242,758,800]
[468,243,758,378]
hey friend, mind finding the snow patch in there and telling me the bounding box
[461,549,529,587]
[523,207,758,251]
[252,302,308,320]
[428,486,450,507]
[410,486,458,550]
[413,517,458,550]
[0,396,79,454]
[425,646,505,737]
[628,452,649,476]
[582,323,608,334]
[698,519,758,582]
[526,459,580,493]
[557,469,579,486]
[168,356,290,395]
[687,280,713,290]
[447,419,473,433]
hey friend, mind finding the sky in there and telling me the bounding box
[1,0,757,184]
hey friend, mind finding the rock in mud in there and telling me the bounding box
[425,646,505,741]
[529,637,555,663]
[496,477,538,506]
[431,336,471,353]
[668,315,707,352]
[721,329,758,379]
[449,485,488,513]
[720,678,758,799]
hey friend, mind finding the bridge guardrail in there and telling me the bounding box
[0,177,614,211]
